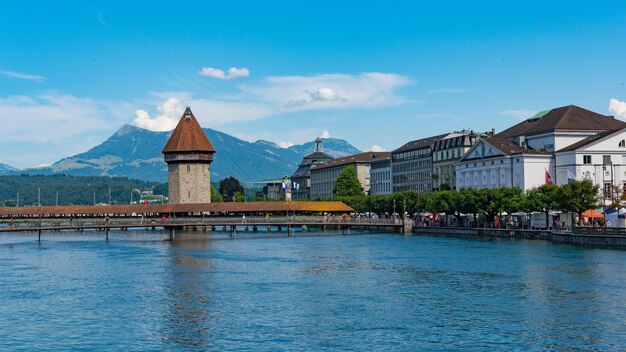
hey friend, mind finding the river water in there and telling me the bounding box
[0,230,624,351]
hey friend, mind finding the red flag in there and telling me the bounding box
[545,169,553,186]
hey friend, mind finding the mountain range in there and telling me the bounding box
[5,125,361,182]
[0,163,19,175]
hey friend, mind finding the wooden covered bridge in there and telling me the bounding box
[0,201,409,240]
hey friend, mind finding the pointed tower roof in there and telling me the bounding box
[162,107,216,153]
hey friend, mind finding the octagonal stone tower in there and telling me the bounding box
[162,107,216,204]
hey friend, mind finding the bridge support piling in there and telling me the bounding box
[38,229,41,242]
[287,225,291,237]
[168,227,175,241]
[253,225,257,232]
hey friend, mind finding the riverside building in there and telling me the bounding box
[432,130,486,190]
[370,156,393,195]
[291,137,333,200]
[392,133,448,193]
[310,152,391,199]
[456,105,626,196]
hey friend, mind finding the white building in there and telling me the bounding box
[556,128,626,205]
[456,105,626,193]
[310,152,391,199]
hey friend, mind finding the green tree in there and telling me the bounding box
[233,191,245,202]
[333,166,364,197]
[218,177,244,201]
[496,187,524,223]
[524,185,560,229]
[458,188,480,225]
[210,185,223,202]
[476,188,501,225]
[558,179,600,225]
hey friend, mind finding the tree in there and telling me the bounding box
[524,185,559,229]
[218,177,244,201]
[233,191,245,202]
[496,187,524,223]
[210,185,223,202]
[558,179,600,225]
[333,166,364,197]
[458,188,479,225]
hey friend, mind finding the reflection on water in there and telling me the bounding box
[0,230,625,351]
[165,236,214,349]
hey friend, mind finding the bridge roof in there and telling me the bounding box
[0,201,353,217]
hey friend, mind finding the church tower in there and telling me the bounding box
[162,107,216,204]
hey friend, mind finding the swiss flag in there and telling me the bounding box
[545,170,553,186]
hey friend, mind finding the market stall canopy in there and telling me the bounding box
[583,209,604,218]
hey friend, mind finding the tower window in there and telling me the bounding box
[187,165,191,172]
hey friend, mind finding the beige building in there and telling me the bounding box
[310,152,391,199]
[162,107,216,204]
[432,130,486,190]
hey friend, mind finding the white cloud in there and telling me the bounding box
[147,72,409,128]
[198,67,250,80]
[609,98,626,120]
[0,69,46,82]
[320,130,331,138]
[278,141,294,148]
[500,109,537,120]
[0,93,133,168]
[227,67,250,79]
[241,72,410,111]
[369,145,384,152]
[133,98,183,131]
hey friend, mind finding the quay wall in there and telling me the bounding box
[413,226,552,241]
[412,226,626,248]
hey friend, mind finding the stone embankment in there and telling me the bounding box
[412,226,626,248]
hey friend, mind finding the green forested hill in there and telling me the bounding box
[0,175,163,206]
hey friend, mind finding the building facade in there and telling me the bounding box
[456,105,626,193]
[310,152,391,199]
[370,157,393,195]
[162,107,216,204]
[555,128,626,205]
[432,130,485,190]
[392,133,447,193]
[291,137,333,200]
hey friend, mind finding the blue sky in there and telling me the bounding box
[2,1,626,168]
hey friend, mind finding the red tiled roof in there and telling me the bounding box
[0,202,354,217]
[162,107,216,153]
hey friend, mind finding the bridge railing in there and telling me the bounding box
[572,226,626,237]
[0,215,401,230]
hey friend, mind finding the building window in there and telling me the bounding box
[583,155,591,164]
[619,140,625,147]
[603,155,611,165]
[187,165,191,172]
